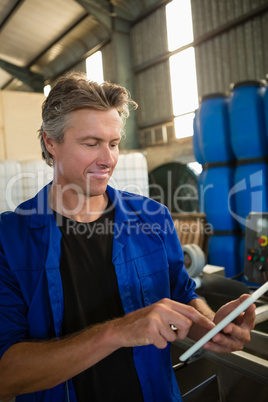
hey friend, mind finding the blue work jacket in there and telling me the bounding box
[0,184,198,401]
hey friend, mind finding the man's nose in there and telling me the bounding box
[96,146,115,166]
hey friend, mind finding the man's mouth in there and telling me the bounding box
[87,170,110,179]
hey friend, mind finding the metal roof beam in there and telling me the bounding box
[74,0,113,30]
[0,0,26,31]
[0,59,44,92]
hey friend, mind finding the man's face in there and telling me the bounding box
[49,108,122,198]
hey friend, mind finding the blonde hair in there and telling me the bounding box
[38,72,137,166]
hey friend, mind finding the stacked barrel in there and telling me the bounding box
[193,80,268,279]
[229,81,268,276]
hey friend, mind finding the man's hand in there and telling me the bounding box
[0,297,214,400]
[203,294,256,354]
[109,298,215,350]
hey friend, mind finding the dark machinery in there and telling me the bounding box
[170,212,268,401]
[244,212,268,284]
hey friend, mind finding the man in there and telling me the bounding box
[0,73,255,402]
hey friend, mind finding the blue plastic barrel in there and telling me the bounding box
[232,162,268,230]
[192,109,205,165]
[203,165,238,231]
[197,168,207,213]
[199,93,234,163]
[229,80,267,159]
[208,234,241,278]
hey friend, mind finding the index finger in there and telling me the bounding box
[162,299,215,330]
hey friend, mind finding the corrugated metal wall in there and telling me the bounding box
[131,6,173,130]
[102,42,114,83]
[84,0,268,149]
[191,0,268,97]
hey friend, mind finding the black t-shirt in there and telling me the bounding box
[54,201,143,402]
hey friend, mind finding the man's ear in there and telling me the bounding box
[43,132,56,156]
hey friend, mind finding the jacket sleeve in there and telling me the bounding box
[0,242,29,359]
[162,207,199,305]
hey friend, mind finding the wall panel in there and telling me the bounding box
[191,0,268,97]
[135,60,173,128]
[131,7,168,66]
[0,91,44,161]
[0,92,6,159]
[102,42,115,83]
[131,5,173,130]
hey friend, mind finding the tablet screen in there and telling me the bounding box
[179,281,268,362]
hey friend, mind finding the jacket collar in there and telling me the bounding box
[107,185,139,223]
[25,183,139,262]
[107,185,140,262]
[26,182,54,228]
[27,184,138,225]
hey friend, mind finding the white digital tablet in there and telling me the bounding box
[179,281,268,362]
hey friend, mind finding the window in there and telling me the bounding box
[166,0,198,139]
[166,0,193,51]
[86,51,104,84]
[169,47,198,117]
[43,84,51,97]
